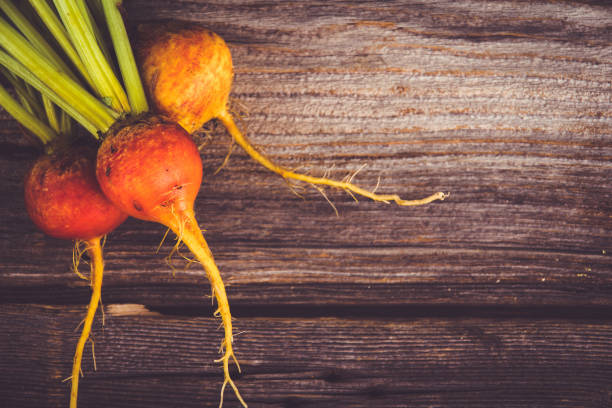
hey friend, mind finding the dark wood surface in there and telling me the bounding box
[1,1,611,407]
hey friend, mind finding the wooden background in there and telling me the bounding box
[1,1,611,407]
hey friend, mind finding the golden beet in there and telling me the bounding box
[137,24,233,133]
[137,24,447,208]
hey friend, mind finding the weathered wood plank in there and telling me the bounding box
[1,303,611,408]
[0,0,611,308]
[1,241,611,307]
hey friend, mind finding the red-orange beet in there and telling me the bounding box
[96,117,202,223]
[23,145,126,408]
[24,146,127,240]
[96,116,246,407]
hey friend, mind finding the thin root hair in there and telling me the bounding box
[284,178,306,200]
[156,228,171,254]
[99,298,105,327]
[373,175,382,194]
[228,97,250,120]
[90,337,97,371]
[163,227,205,275]
[311,183,339,216]
[72,240,89,281]
[163,206,187,276]
[213,138,236,175]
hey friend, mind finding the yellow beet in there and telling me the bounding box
[137,24,233,133]
[137,23,447,208]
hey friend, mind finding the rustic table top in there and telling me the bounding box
[1,1,611,407]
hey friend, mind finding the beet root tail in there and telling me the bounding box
[70,237,104,408]
[163,210,247,408]
[217,109,447,207]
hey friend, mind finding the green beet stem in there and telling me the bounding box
[60,110,73,136]
[27,0,97,91]
[0,69,45,119]
[0,48,111,136]
[101,0,149,114]
[0,0,78,82]
[76,0,116,70]
[42,95,60,133]
[0,83,57,145]
[53,0,129,113]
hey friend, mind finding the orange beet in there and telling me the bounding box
[24,145,126,408]
[96,116,202,222]
[24,146,127,240]
[96,116,246,407]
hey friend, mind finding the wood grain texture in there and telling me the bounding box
[0,0,611,407]
[1,304,612,408]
